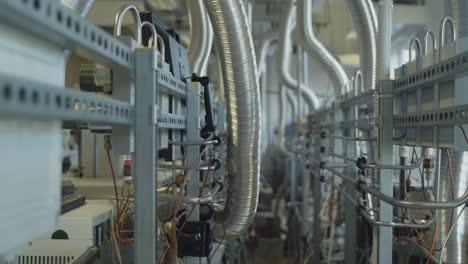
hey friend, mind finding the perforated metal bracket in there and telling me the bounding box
[395,50,468,94]
[0,0,134,70]
[156,70,187,97]
[158,112,186,129]
[393,104,468,128]
[0,74,133,125]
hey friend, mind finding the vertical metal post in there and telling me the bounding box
[289,154,297,204]
[134,48,158,264]
[184,83,202,264]
[377,80,394,264]
[296,46,302,121]
[313,118,322,260]
[344,106,357,264]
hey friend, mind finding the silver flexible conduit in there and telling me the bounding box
[345,0,377,90]
[279,1,320,109]
[61,0,95,17]
[204,0,260,240]
[296,0,349,96]
[187,0,213,75]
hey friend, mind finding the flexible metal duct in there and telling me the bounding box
[203,0,260,240]
[61,0,95,17]
[345,0,377,90]
[437,151,468,263]
[256,31,278,80]
[286,89,298,122]
[448,1,468,38]
[187,0,213,75]
[296,0,349,96]
[279,1,320,109]
[375,0,392,79]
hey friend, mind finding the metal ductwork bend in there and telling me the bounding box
[345,0,377,90]
[296,0,349,96]
[61,0,95,17]
[187,0,213,75]
[279,1,320,110]
[203,0,261,240]
[256,31,278,80]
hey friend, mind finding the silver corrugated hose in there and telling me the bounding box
[296,0,349,96]
[448,0,468,38]
[187,0,213,75]
[256,31,278,80]
[61,0,95,17]
[204,0,261,240]
[287,89,298,122]
[437,151,468,263]
[345,0,377,90]
[376,0,393,79]
[279,1,320,109]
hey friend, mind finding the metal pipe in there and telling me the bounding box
[256,31,278,80]
[157,163,218,171]
[408,37,422,62]
[424,29,437,55]
[362,154,423,170]
[331,135,376,142]
[204,0,260,240]
[296,0,349,96]
[440,16,457,47]
[279,1,320,109]
[113,5,142,44]
[346,0,377,90]
[187,0,213,75]
[287,89,298,122]
[359,208,438,229]
[325,163,354,168]
[169,139,219,146]
[359,184,468,209]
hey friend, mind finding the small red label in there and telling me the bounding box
[124,160,132,165]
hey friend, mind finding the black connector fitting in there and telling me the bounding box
[319,175,325,182]
[319,161,326,169]
[356,157,368,170]
[320,146,326,153]
[320,132,327,139]
[211,135,222,147]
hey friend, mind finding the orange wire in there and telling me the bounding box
[425,222,438,264]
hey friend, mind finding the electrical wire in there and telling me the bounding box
[438,205,467,264]
[425,222,437,264]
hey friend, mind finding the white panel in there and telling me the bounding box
[0,23,66,259]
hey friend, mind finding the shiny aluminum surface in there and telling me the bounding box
[345,0,376,91]
[437,150,468,263]
[61,0,95,17]
[296,0,350,96]
[204,0,261,240]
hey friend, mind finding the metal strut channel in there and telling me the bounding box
[0,74,133,125]
[0,0,134,70]
[393,104,468,128]
[394,49,468,93]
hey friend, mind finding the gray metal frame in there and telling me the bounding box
[0,74,133,125]
[0,0,133,70]
[134,48,158,263]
